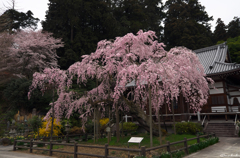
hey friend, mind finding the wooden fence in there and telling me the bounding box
[13,133,216,158]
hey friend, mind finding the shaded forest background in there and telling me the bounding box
[0,0,240,132]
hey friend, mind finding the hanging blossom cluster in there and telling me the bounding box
[28,30,214,128]
[28,68,69,123]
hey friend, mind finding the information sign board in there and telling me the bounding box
[128,137,144,143]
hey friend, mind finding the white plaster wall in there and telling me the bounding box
[209,88,224,94]
[229,97,240,104]
[214,82,223,88]
[229,91,240,96]
[228,87,237,91]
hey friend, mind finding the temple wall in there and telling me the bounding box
[229,97,240,104]
[209,88,224,94]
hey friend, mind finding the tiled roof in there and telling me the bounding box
[194,43,240,76]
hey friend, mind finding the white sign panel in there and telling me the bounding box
[106,127,110,132]
[128,137,144,143]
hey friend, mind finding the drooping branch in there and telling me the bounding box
[28,30,214,131]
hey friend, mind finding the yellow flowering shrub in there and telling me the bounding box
[99,118,109,126]
[38,117,62,137]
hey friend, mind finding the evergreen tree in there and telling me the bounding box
[144,0,165,40]
[42,0,119,69]
[42,0,165,69]
[213,18,227,43]
[163,0,213,50]
[0,9,39,33]
[112,0,164,39]
[227,17,240,38]
[3,78,52,113]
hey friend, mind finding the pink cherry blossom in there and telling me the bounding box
[28,30,214,128]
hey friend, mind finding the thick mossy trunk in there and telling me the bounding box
[123,97,159,136]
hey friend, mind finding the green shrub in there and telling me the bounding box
[131,131,138,135]
[160,137,219,158]
[82,134,88,141]
[172,150,185,158]
[120,122,138,132]
[189,137,219,154]
[175,122,202,135]
[160,152,171,158]
[37,143,45,147]
[17,141,24,146]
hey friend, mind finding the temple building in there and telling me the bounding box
[159,42,240,122]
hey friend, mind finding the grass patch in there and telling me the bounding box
[46,145,64,149]
[84,133,205,148]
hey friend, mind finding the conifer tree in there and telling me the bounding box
[213,18,227,43]
[227,17,240,38]
[0,9,39,33]
[164,0,213,50]
[42,0,119,69]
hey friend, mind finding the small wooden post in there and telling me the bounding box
[66,134,69,143]
[225,114,228,121]
[184,137,189,155]
[105,144,108,158]
[167,141,172,158]
[197,134,200,143]
[74,142,78,158]
[49,141,53,156]
[13,139,16,151]
[140,146,146,157]
[30,139,33,153]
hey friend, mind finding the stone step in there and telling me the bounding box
[205,130,234,132]
[206,131,235,133]
[206,128,235,130]
[206,127,235,129]
[204,123,236,137]
[207,124,235,126]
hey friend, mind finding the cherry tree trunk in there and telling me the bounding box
[171,101,176,135]
[51,89,54,141]
[124,98,159,136]
[116,104,120,142]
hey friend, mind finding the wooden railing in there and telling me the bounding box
[13,133,216,158]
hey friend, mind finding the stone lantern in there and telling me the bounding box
[65,121,70,134]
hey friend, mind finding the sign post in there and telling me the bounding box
[106,127,111,144]
[128,137,144,156]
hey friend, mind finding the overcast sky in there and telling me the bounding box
[0,0,240,32]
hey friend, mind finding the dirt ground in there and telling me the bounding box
[14,144,159,158]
